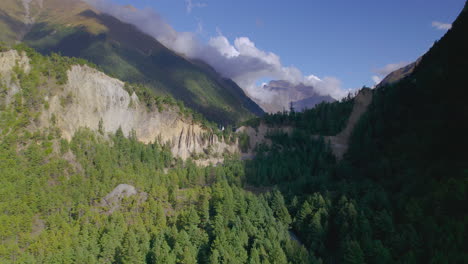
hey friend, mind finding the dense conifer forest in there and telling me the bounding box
[0,2,467,264]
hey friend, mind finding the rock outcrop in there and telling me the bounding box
[0,50,238,161]
[237,123,293,159]
[0,50,30,104]
[101,184,146,214]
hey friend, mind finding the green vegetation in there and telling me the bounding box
[21,11,264,125]
[0,0,25,44]
[13,43,98,85]
[1,2,467,264]
[0,122,311,263]
[242,3,468,263]
[0,48,309,263]
[262,95,354,136]
[238,132,250,153]
[3,43,236,139]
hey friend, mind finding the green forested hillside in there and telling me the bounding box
[0,46,309,263]
[0,126,310,263]
[0,0,264,125]
[244,3,468,263]
[263,95,354,136]
[1,1,467,264]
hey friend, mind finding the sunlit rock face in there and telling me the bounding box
[0,50,238,161]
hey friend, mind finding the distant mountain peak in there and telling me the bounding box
[257,80,335,113]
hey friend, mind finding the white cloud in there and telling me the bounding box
[84,0,349,108]
[432,21,452,30]
[371,61,410,85]
[372,75,382,85]
[185,0,207,14]
[200,35,348,102]
[208,36,239,58]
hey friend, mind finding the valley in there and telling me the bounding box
[0,0,467,264]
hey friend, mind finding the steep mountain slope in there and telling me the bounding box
[242,2,468,263]
[0,0,264,124]
[376,58,421,87]
[342,4,468,262]
[1,1,467,263]
[0,47,239,162]
[237,90,356,159]
[0,47,309,264]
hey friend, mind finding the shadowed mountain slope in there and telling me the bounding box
[0,0,264,124]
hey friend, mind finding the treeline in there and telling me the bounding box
[0,44,313,263]
[252,94,355,136]
[243,6,468,262]
[2,5,468,262]
[1,43,237,141]
[0,133,302,263]
[245,88,466,263]
[245,128,391,263]
[0,111,311,263]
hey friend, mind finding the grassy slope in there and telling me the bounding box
[0,0,25,43]
[0,0,264,124]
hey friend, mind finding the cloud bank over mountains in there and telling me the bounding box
[84,0,348,107]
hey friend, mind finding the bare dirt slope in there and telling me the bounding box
[323,88,373,159]
[237,88,373,160]
[237,123,293,160]
[237,89,372,160]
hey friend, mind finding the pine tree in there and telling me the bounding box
[343,240,365,264]
[119,230,145,264]
[151,239,176,264]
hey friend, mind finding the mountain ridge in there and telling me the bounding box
[0,0,264,124]
[0,47,240,163]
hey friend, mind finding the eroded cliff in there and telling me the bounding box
[0,50,238,162]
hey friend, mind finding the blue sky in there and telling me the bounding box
[109,0,464,92]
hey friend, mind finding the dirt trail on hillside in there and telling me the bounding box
[237,89,373,160]
[322,88,373,159]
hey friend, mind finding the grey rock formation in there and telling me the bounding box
[101,184,146,213]
[237,123,293,159]
[0,50,30,105]
[0,50,238,162]
[101,184,138,206]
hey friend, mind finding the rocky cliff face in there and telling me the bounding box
[0,50,238,161]
[237,123,293,159]
[0,50,30,104]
